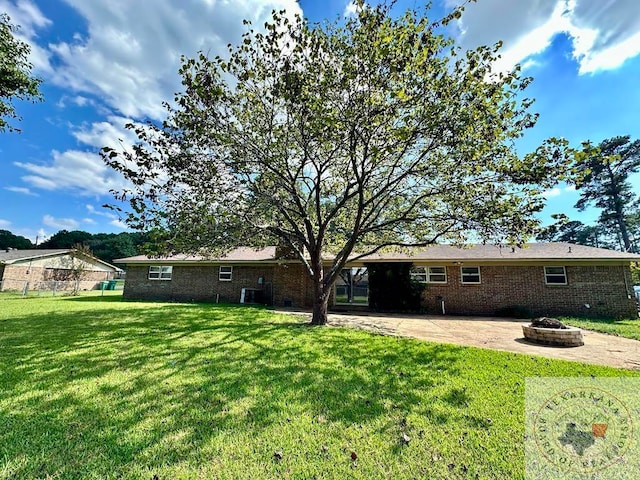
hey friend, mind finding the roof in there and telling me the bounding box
[115,246,278,264]
[358,243,640,262]
[0,249,70,263]
[0,248,121,271]
[115,243,640,265]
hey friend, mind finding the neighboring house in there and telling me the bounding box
[0,249,120,292]
[116,243,640,318]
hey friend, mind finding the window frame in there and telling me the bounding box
[544,266,567,285]
[148,265,172,280]
[219,265,233,281]
[410,266,447,284]
[460,266,481,284]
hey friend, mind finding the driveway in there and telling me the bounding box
[313,312,640,370]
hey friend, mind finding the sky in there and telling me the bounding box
[1,0,640,243]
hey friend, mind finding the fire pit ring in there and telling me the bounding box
[522,324,584,347]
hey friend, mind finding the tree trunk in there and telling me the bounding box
[614,201,632,251]
[311,291,329,325]
[310,256,330,325]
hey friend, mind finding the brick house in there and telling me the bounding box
[116,243,640,318]
[0,249,120,292]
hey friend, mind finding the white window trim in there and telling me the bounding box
[427,266,447,284]
[460,266,481,284]
[544,266,567,285]
[148,265,172,281]
[219,265,233,282]
[410,266,447,284]
[410,266,428,283]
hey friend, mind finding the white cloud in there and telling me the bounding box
[14,116,137,196]
[12,0,303,198]
[542,184,577,199]
[109,218,127,230]
[16,148,128,196]
[72,115,138,150]
[56,95,97,109]
[86,203,117,218]
[344,1,359,17]
[39,0,304,120]
[0,0,53,75]
[448,0,640,74]
[0,219,11,228]
[4,186,38,196]
[0,0,50,37]
[42,214,79,230]
[543,187,562,198]
[82,217,96,225]
[86,204,128,230]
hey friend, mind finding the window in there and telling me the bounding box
[460,266,481,284]
[335,267,369,305]
[219,266,233,281]
[411,266,447,284]
[148,265,172,280]
[544,266,567,285]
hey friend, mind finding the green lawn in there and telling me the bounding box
[1,295,638,479]
[561,316,640,341]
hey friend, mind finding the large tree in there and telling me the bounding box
[103,2,567,324]
[0,14,42,132]
[0,229,33,249]
[573,136,640,252]
[40,230,94,249]
[536,214,614,249]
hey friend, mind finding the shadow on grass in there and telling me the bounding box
[60,294,125,303]
[0,301,535,478]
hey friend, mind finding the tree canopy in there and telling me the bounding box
[573,135,640,252]
[103,2,568,324]
[0,14,42,132]
[0,229,33,249]
[39,230,144,264]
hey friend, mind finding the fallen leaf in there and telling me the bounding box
[351,451,358,461]
[274,451,283,461]
[401,433,411,444]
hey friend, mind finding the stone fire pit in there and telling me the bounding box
[522,317,584,347]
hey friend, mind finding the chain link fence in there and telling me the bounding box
[0,279,124,298]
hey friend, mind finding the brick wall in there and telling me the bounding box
[121,262,637,318]
[421,264,637,318]
[123,263,319,308]
[123,264,276,303]
[273,263,315,308]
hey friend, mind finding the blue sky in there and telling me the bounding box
[1,0,639,242]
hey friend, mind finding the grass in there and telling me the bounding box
[1,295,638,479]
[561,315,640,341]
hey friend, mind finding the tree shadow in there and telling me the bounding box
[0,301,494,478]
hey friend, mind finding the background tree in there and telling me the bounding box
[88,232,139,264]
[536,214,612,248]
[39,230,94,249]
[573,136,640,252]
[38,229,145,264]
[103,2,568,324]
[0,229,33,249]
[0,14,42,132]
